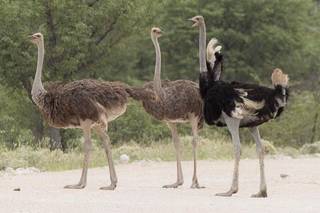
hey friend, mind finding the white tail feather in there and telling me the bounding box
[215,45,222,53]
[232,98,265,119]
[242,98,265,110]
[206,38,219,66]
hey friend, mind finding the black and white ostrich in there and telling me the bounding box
[190,15,289,197]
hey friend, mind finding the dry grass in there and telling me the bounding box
[0,136,302,171]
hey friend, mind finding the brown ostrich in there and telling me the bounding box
[30,32,130,190]
[127,28,204,188]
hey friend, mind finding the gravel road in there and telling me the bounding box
[0,157,319,213]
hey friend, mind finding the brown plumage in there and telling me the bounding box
[30,32,129,190]
[129,80,203,124]
[128,27,204,189]
[40,80,129,128]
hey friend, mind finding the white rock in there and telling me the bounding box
[274,154,293,160]
[15,168,29,175]
[15,167,41,175]
[119,154,130,164]
[5,167,16,175]
[28,167,41,173]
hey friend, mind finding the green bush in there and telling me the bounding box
[260,91,320,147]
[108,102,171,144]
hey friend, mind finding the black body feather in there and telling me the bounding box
[200,54,289,128]
[200,52,224,99]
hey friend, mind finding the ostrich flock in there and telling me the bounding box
[29,15,289,198]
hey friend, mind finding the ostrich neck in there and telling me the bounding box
[152,36,164,98]
[31,40,46,105]
[199,23,207,73]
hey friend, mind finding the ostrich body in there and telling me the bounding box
[128,28,203,188]
[190,16,289,197]
[30,33,129,190]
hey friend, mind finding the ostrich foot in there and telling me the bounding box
[162,181,183,188]
[190,179,205,189]
[251,190,267,198]
[215,189,238,197]
[64,183,86,189]
[99,184,117,190]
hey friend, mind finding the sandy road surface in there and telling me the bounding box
[0,158,319,213]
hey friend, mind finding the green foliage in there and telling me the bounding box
[0,0,156,88]
[153,0,317,82]
[260,92,320,147]
[108,102,171,144]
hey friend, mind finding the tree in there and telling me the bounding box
[153,0,316,83]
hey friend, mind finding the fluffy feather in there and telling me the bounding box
[206,38,219,68]
[271,68,289,87]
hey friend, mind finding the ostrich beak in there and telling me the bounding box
[188,18,198,27]
[28,35,37,40]
[28,35,35,42]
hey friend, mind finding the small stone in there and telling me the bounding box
[13,188,21,191]
[280,174,289,178]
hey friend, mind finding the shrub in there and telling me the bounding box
[300,141,320,154]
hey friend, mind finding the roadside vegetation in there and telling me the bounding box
[1,133,317,172]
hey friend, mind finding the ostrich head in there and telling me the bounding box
[271,68,289,88]
[151,27,162,38]
[271,68,289,107]
[29,33,43,45]
[189,15,205,27]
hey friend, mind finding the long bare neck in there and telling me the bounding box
[151,36,164,97]
[199,23,207,73]
[31,39,46,105]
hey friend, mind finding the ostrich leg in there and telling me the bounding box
[216,114,241,196]
[65,123,92,189]
[163,122,184,188]
[190,117,204,189]
[249,127,267,198]
[96,125,118,190]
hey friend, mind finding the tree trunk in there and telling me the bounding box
[48,127,62,150]
[310,111,319,143]
[60,129,68,152]
[32,116,44,144]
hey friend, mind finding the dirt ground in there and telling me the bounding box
[0,157,319,213]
